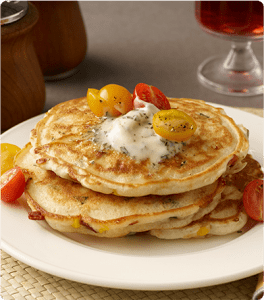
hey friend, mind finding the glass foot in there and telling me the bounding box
[197,42,263,96]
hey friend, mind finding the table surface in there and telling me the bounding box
[44,1,263,113]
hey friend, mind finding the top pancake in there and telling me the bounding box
[30,97,249,197]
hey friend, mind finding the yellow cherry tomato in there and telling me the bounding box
[153,109,197,142]
[87,84,133,117]
[1,143,21,175]
[87,88,104,117]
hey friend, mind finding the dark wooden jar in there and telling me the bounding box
[31,1,87,79]
[1,2,46,132]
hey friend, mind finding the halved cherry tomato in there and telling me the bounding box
[153,109,197,142]
[1,143,21,175]
[1,167,25,202]
[87,84,133,117]
[132,83,171,110]
[243,179,263,221]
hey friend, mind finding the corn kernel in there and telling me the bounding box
[112,189,119,196]
[197,226,210,237]
[72,218,80,228]
[99,225,109,233]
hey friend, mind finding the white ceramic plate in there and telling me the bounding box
[1,104,263,291]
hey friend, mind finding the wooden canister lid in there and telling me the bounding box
[1,2,39,40]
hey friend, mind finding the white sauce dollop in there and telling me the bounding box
[91,100,183,164]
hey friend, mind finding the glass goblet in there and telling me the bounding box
[195,1,263,96]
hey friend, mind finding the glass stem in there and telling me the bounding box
[223,41,260,72]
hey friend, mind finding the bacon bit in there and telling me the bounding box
[34,148,40,154]
[36,158,48,164]
[80,220,97,233]
[96,151,106,158]
[28,211,45,220]
[228,155,238,167]
[129,221,139,226]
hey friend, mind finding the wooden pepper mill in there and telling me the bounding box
[30,1,87,80]
[1,1,46,132]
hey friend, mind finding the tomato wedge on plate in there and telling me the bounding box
[1,167,25,203]
[243,179,263,221]
[132,83,171,110]
[1,143,21,175]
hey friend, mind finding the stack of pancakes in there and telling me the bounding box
[15,97,262,239]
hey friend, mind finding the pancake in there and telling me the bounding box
[30,97,249,197]
[15,145,261,239]
[149,200,248,239]
[15,143,225,238]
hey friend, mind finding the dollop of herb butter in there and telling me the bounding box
[90,101,184,164]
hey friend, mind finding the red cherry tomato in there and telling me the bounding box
[132,83,171,110]
[243,179,263,221]
[1,167,25,203]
